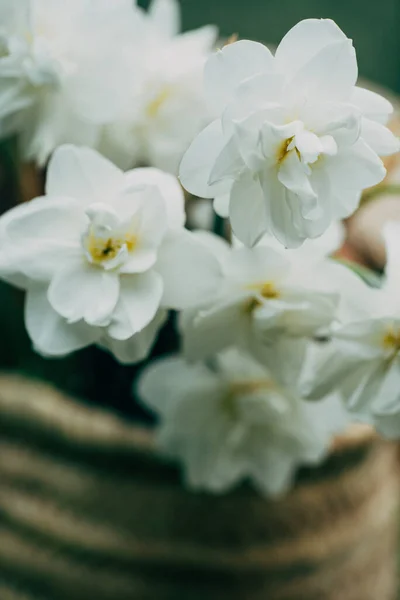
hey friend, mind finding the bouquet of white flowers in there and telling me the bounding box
[0,2,400,598]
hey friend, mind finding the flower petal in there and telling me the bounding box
[156,229,222,309]
[179,119,231,198]
[181,300,246,361]
[124,167,185,229]
[3,196,84,281]
[327,138,386,190]
[208,137,244,186]
[107,271,163,340]
[25,285,100,357]
[148,0,180,37]
[229,172,268,247]
[224,245,290,286]
[101,310,167,365]
[46,145,125,204]
[285,38,357,103]
[204,40,275,113]
[275,19,350,76]
[350,86,393,125]
[222,72,285,128]
[360,118,399,156]
[213,194,230,218]
[48,260,120,326]
[278,150,317,210]
[259,169,304,249]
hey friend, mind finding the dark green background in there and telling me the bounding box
[139,0,400,93]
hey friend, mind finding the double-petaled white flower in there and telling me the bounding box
[181,230,366,385]
[138,349,348,496]
[180,19,399,248]
[0,0,140,165]
[100,0,217,174]
[0,145,221,362]
[304,222,400,438]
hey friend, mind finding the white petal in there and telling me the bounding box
[46,145,125,205]
[304,345,367,401]
[278,151,317,210]
[275,19,350,77]
[350,86,393,125]
[173,25,217,56]
[25,286,100,357]
[259,169,304,249]
[327,138,386,190]
[222,72,285,128]
[48,260,120,326]
[100,310,167,365]
[138,354,216,413]
[285,38,357,103]
[208,138,244,186]
[309,103,361,147]
[360,118,399,156]
[181,301,246,361]
[224,245,290,286]
[107,272,163,340]
[156,229,222,309]
[148,0,180,37]
[213,194,230,218]
[4,196,84,281]
[134,186,168,247]
[229,172,268,247]
[204,40,275,113]
[192,230,231,263]
[119,248,158,274]
[124,167,185,229]
[179,119,231,198]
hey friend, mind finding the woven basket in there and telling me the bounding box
[0,374,398,600]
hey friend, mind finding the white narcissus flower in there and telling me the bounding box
[304,222,400,439]
[138,349,348,496]
[0,145,222,362]
[180,19,399,248]
[180,230,368,385]
[0,0,140,165]
[100,0,218,174]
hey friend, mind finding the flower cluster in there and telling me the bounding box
[0,13,399,497]
[180,19,398,247]
[0,145,221,361]
[0,0,216,171]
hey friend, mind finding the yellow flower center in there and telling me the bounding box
[86,232,137,265]
[146,86,172,119]
[222,379,275,420]
[243,281,280,313]
[382,327,400,353]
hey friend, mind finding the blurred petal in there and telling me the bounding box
[48,260,120,326]
[156,229,222,309]
[360,118,399,156]
[179,119,230,198]
[101,310,167,365]
[25,285,100,357]
[229,172,268,247]
[46,145,124,204]
[107,271,163,340]
[350,86,393,124]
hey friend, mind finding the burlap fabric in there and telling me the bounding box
[0,374,398,600]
